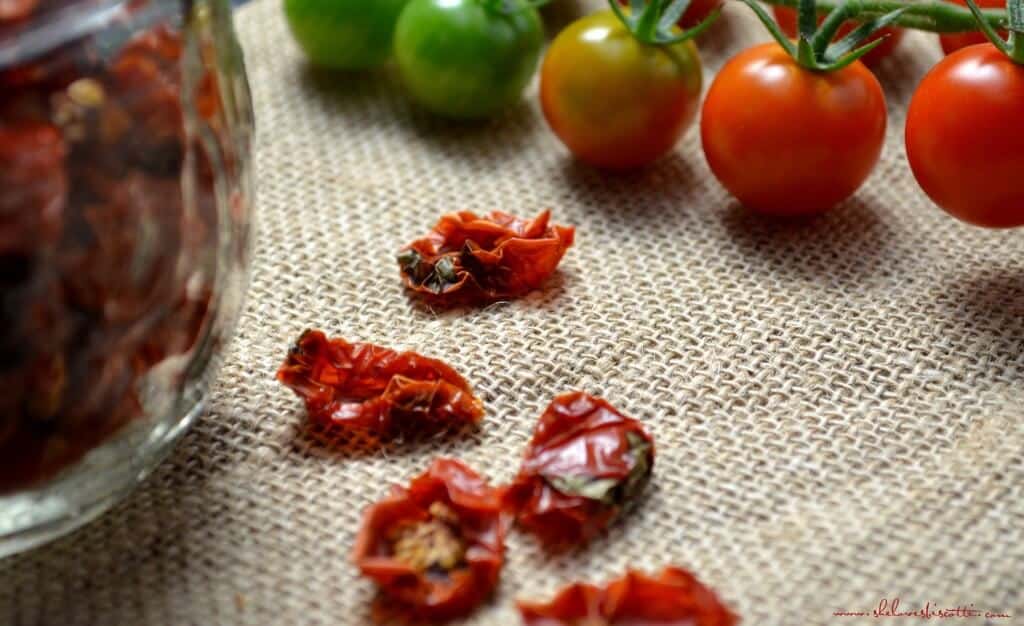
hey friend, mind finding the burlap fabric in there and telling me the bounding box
[3,0,1023,623]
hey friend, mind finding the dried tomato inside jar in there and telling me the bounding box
[518,567,738,626]
[277,329,485,434]
[505,391,654,547]
[353,458,507,619]
[398,209,575,305]
[0,5,230,492]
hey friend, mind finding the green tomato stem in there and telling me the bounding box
[758,0,1008,33]
[635,0,666,40]
[1012,31,1024,62]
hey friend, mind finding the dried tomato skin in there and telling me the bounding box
[354,458,507,619]
[276,329,484,433]
[518,567,738,626]
[505,391,654,546]
[398,210,574,305]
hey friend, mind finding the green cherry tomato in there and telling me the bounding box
[284,0,410,69]
[540,10,703,170]
[394,0,544,119]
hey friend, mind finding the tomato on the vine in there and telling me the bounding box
[939,0,1006,54]
[393,0,543,119]
[540,10,703,170]
[772,6,904,66]
[283,0,410,69]
[701,42,887,215]
[906,43,1024,228]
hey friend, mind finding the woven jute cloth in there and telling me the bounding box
[3,0,1023,624]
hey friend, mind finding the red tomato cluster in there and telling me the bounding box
[538,1,1024,227]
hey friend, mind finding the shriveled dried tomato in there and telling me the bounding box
[505,391,654,546]
[518,567,738,626]
[277,329,484,433]
[353,458,507,619]
[398,209,574,304]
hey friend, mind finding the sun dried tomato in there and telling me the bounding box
[505,391,654,547]
[398,209,575,304]
[277,329,485,434]
[353,458,507,619]
[518,567,738,626]
[0,18,228,492]
[0,122,66,255]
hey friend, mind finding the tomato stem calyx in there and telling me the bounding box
[965,0,1024,63]
[743,0,905,71]
[608,0,721,45]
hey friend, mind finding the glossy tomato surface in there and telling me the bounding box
[939,0,1005,54]
[905,44,1024,228]
[284,0,410,69]
[700,42,887,216]
[394,0,543,119]
[540,10,703,170]
[772,6,904,67]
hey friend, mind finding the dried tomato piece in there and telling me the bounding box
[398,209,575,304]
[354,458,506,619]
[518,567,738,626]
[505,391,654,546]
[277,329,484,433]
[0,122,66,255]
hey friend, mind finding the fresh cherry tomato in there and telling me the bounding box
[540,10,703,170]
[905,44,1024,228]
[617,0,721,28]
[393,0,544,119]
[701,42,886,216]
[283,0,410,69]
[772,6,904,66]
[938,0,1006,54]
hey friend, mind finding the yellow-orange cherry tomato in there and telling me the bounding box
[701,42,887,216]
[540,10,703,170]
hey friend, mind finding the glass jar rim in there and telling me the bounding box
[0,0,179,70]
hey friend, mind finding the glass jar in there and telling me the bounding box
[0,0,253,556]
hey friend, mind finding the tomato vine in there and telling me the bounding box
[757,0,1008,34]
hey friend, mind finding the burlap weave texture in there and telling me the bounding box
[2,0,1023,624]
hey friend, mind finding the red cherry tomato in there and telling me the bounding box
[700,42,887,216]
[540,10,703,170]
[939,0,1005,54]
[905,44,1024,228]
[772,6,904,66]
[618,0,721,28]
